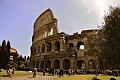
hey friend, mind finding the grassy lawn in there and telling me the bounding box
[54,75,120,80]
[0,70,32,77]
[1,71,120,80]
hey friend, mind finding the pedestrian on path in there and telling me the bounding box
[7,67,13,78]
[32,68,37,77]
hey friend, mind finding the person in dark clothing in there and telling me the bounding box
[32,68,37,77]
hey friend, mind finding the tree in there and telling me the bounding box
[0,40,5,67]
[7,41,11,50]
[2,40,6,47]
[99,7,120,69]
[1,40,9,68]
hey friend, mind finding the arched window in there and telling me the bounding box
[41,60,44,70]
[63,59,70,70]
[77,41,84,50]
[88,60,95,69]
[47,42,52,52]
[54,59,60,69]
[69,43,74,49]
[41,44,45,53]
[77,60,85,69]
[55,41,60,51]
[46,60,51,69]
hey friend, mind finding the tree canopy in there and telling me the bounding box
[99,7,120,69]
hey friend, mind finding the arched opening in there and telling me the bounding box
[63,59,70,70]
[47,42,52,52]
[54,59,60,69]
[41,44,45,53]
[37,46,40,53]
[36,61,39,68]
[46,60,51,69]
[69,43,74,49]
[77,41,84,50]
[41,60,44,70]
[55,41,60,51]
[88,60,95,70]
[77,60,85,69]
[33,61,36,68]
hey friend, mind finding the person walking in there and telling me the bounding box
[7,67,13,78]
[32,68,37,77]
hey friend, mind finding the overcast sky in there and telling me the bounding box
[0,0,120,56]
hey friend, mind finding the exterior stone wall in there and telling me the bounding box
[31,8,99,71]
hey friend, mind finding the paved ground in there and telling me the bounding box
[0,75,58,80]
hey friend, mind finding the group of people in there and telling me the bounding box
[6,67,117,80]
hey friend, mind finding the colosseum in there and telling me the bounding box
[30,8,99,71]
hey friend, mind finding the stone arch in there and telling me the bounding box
[46,59,51,69]
[77,41,84,50]
[69,43,74,49]
[88,60,95,70]
[54,59,60,69]
[41,60,44,70]
[41,44,45,53]
[47,42,52,52]
[55,41,60,51]
[63,59,70,70]
[77,60,85,69]
[36,61,39,68]
[33,61,36,68]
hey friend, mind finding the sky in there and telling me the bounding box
[0,0,120,57]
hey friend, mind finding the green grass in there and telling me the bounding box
[0,70,32,77]
[1,71,120,80]
[54,75,120,80]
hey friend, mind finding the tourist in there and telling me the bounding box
[7,67,13,78]
[43,69,45,75]
[32,68,37,77]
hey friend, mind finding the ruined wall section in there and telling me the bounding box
[31,8,99,70]
[32,9,59,44]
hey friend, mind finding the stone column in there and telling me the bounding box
[38,61,41,70]
[60,37,65,51]
[51,59,54,69]
[70,58,74,70]
[52,41,55,52]
[74,42,78,51]
[85,60,88,70]
[34,61,36,68]
[45,42,47,53]
[60,59,63,70]
[40,44,41,53]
